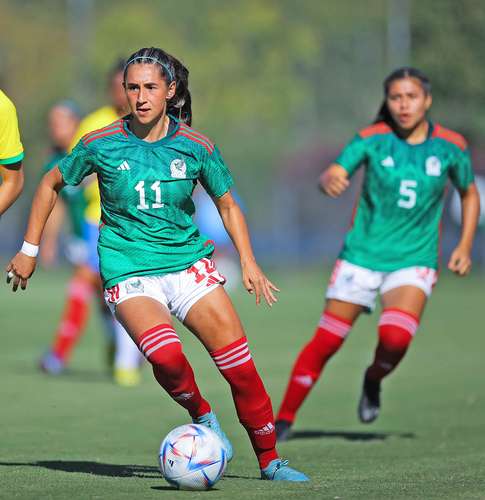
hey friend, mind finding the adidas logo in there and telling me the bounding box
[174,392,194,401]
[293,375,314,387]
[254,422,275,436]
[117,160,130,171]
[381,156,395,168]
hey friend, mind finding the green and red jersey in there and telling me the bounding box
[335,121,474,271]
[58,116,234,288]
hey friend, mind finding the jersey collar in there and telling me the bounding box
[122,114,180,147]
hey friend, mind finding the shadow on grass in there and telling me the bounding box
[288,430,415,441]
[13,362,112,384]
[0,460,160,478]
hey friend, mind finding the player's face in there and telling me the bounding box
[386,77,432,131]
[109,71,128,114]
[124,64,176,125]
[48,106,79,150]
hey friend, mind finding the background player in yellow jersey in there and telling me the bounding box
[0,89,24,215]
[40,61,144,386]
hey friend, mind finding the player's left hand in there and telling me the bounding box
[241,258,280,306]
[448,246,472,276]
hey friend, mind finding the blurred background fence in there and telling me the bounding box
[1,0,484,265]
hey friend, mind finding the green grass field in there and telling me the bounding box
[1,266,484,499]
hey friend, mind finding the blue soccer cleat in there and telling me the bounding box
[193,411,233,462]
[39,351,65,375]
[261,459,309,481]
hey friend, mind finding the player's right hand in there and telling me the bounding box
[319,164,350,197]
[5,252,36,292]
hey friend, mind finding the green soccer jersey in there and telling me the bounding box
[58,116,234,288]
[42,150,87,239]
[335,121,474,271]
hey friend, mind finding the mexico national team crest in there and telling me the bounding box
[125,278,144,295]
[425,156,442,176]
[170,158,187,179]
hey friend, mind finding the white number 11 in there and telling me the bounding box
[135,180,165,210]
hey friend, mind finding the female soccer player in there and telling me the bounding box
[275,67,480,440]
[0,89,24,215]
[6,47,308,482]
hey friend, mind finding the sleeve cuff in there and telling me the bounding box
[0,151,24,165]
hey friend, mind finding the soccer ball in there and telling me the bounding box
[158,424,227,490]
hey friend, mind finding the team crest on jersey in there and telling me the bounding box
[125,279,144,294]
[381,156,395,168]
[425,156,442,176]
[170,158,187,179]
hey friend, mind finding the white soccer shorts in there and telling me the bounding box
[104,258,226,322]
[326,259,438,311]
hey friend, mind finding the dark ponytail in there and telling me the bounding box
[124,47,192,126]
[374,66,431,125]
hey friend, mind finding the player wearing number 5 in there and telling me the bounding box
[275,67,480,440]
[6,47,307,482]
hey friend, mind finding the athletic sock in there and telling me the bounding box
[276,311,353,423]
[138,324,210,418]
[210,337,278,469]
[52,278,94,361]
[366,308,419,382]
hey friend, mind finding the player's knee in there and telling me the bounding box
[378,309,419,352]
[137,323,183,366]
[313,311,353,354]
[379,326,412,352]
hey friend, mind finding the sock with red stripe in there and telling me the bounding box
[210,337,278,469]
[138,324,210,419]
[276,311,353,424]
[52,278,94,361]
[366,308,419,382]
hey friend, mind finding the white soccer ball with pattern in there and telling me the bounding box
[159,424,227,490]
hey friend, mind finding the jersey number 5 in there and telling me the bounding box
[135,180,164,210]
[397,180,417,209]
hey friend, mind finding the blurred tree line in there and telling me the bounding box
[1,0,484,225]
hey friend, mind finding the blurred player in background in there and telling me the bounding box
[275,67,480,440]
[39,62,143,387]
[7,46,308,482]
[0,89,24,215]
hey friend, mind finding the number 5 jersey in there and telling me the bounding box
[335,121,474,272]
[58,116,234,288]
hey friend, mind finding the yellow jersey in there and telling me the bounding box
[0,90,24,165]
[69,106,120,223]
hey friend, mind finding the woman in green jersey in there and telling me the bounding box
[275,67,480,441]
[6,47,307,482]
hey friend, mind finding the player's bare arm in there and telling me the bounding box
[0,161,24,215]
[448,182,480,276]
[319,163,350,197]
[213,190,279,306]
[6,166,65,291]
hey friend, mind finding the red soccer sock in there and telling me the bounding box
[276,311,353,424]
[52,278,94,361]
[211,337,278,469]
[138,324,210,419]
[366,308,419,382]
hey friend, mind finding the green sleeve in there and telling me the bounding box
[199,145,234,198]
[335,134,368,177]
[449,148,474,192]
[58,141,97,186]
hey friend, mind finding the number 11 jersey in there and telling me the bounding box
[58,116,234,288]
[335,121,474,272]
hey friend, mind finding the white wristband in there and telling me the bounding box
[21,241,39,258]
